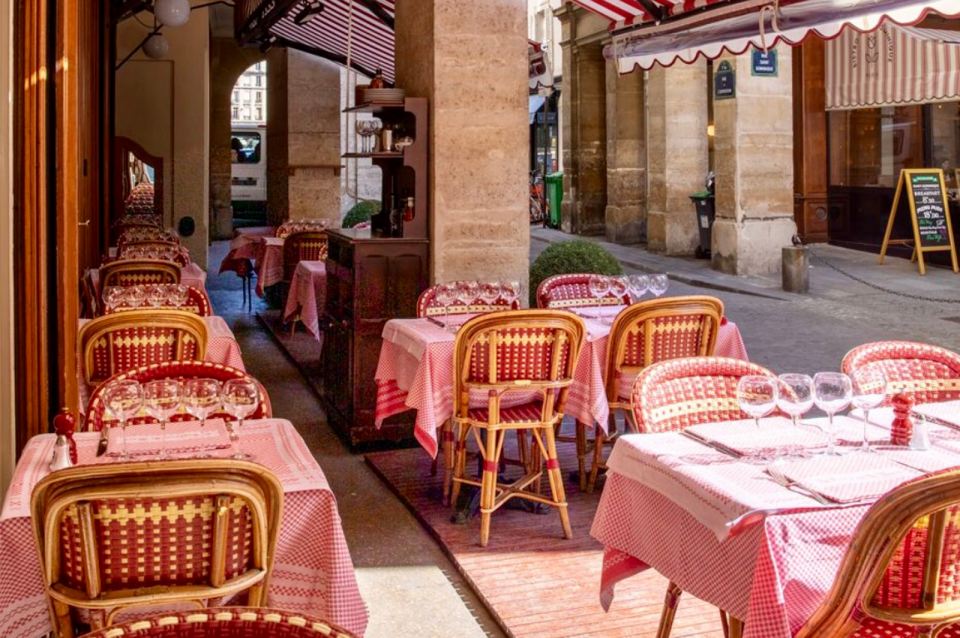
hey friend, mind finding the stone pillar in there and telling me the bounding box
[395,0,529,293]
[559,39,606,235]
[604,59,645,244]
[645,61,708,255]
[712,46,797,276]
[266,49,341,227]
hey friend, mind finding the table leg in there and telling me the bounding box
[728,617,744,638]
[656,581,683,638]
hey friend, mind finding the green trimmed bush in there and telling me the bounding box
[529,239,623,306]
[342,200,380,228]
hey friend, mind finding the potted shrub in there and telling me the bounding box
[529,239,623,306]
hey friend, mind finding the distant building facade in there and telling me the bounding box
[232,61,267,124]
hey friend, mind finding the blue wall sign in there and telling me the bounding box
[751,49,778,76]
[714,60,736,100]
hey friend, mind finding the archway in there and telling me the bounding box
[229,61,268,229]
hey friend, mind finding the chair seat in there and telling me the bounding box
[467,401,546,424]
[852,619,960,637]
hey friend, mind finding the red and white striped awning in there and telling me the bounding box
[605,0,960,72]
[235,0,395,84]
[569,0,731,29]
[826,24,960,110]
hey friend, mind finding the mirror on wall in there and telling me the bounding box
[112,136,164,231]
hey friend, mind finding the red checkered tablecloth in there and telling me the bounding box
[254,236,285,296]
[219,226,276,271]
[373,308,748,458]
[283,260,326,341]
[0,419,368,637]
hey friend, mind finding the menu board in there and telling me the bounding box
[879,169,958,275]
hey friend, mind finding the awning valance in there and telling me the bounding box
[826,24,960,110]
[569,0,731,29]
[235,0,395,83]
[605,0,960,73]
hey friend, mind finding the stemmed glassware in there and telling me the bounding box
[125,285,146,309]
[776,373,814,429]
[221,379,260,460]
[588,275,611,320]
[649,274,669,297]
[103,286,125,312]
[813,372,853,456]
[146,284,167,308]
[851,369,886,452]
[142,379,181,459]
[104,379,143,459]
[170,284,190,308]
[182,378,222,458]
[627,274,649,303]
[457,280,480,310]
[500,281,520,308]
[479,282,501,307]
[737,375,779,428]
[609,276,629,303]
[435,283,457,325]
[355,119,382,153]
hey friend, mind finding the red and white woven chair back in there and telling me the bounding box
[796,468,960,638]
[31,461,283,634]
[417,282,520,318]
[103,285,212,317]
[84,361,272,431]
[82,607,357,638]
[536,273,631,309]
[842,341,960,405]
[282,231,328,282]
[117,227,178,247]
[79,310,208,386]
[100,259,181,290]
[276,219,328,239]
[631,357,776,433]
[606,296,724,402]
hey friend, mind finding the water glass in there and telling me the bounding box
[435,283,457,323]
[170,284,190,308]
[628,274,649,302]
[588,275,611,319]
[146,284,167,308]
[182,378,221,427]
[649,274,669,297]
[479,282,501,306]
[104,379,143,459]
[103,286,125,312]
[142,379,182,459]
[776,373,814,428]
[813,372,853,455]
[737,375,778,428]
[500,280,520,308]
[457,280,480,308]
[221,379,260,460]
[609,276,629,304]
[851,369,886,452]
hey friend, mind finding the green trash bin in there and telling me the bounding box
[545,172,563,228]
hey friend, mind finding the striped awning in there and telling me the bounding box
[570,0,731,29]
[529,40,553,91]
[235,0,395,84]
[826,24,960,110]
[607,0,960,73]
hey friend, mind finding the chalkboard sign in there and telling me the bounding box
[879,169,958,275]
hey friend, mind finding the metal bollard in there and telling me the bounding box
[782,246,809,293]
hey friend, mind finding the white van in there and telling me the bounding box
[231,124,267,208]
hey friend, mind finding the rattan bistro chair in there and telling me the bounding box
[31,459,283,637]
[449,310,586,547]
[583,296,724,491]
[103,285,213,317]
[78,310,208,386]
[117,240,190,267]
[82,608,356,638]
[794,468,960,638]
[84,361,272,432]
[282,231,328,336]
[842,341,960,405]
[99,259,180,294]
[535,273,631,310]
[633,357,778,638]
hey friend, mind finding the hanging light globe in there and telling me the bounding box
[154,0,191,27]
[143,33,170,59]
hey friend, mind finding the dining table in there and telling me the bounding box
[218,226,276,276]
[0,418,369,637]
[253,236,285,296]
[373,305,749,458]
[591,405,960,638]
[283,260,327,340]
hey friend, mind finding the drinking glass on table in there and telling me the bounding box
[609,276,629,305]
[588,275,611,319]
[146,284,167,308]
[627,274,649,303]
[500,280,520,308]
[170,284,190,308]
[124,285,145,309]
[182,378,222,458]
[142,379,182,459]
[221,379,260,460]
[649,274,669,298]
[479,281,501,307]
[435,283,457,324]
[103,286,125,312]
[737,375,778,428]
[457,280,480,309]
[813,372,853,456]
[104,379,143,459]
[776,373,814,429]
[851,369,886,452]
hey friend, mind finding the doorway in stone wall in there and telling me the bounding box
[230,61,268,228]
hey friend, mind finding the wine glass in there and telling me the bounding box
[813,372,853,456]
[588,275,610,319]
[737,375,778,428]
[124,285,146,309]
[777,373,814,429]
[500,281,520,309]
[435,282,457,325]
[103,286,125,312]
[170,284,190,308]
[479,282,501,307]
[146,284,167,308]
[142,379,182,459]
[649,274,669,297]
[104,379,143,459]
[182,378,221,428]
[609,276,629,305]
[355,120,372,153]
[628,274,649,303]
[457,280,480,309]
[221,379,260,459]
[851,369,886,452]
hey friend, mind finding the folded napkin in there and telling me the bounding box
[105,419,231,458]
[770,452,920,504]
[685,418,828,458]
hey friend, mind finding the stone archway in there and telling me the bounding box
[210,38,266,239]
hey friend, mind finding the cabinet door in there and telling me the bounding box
[321,322,352,419]
[386,253,426,318]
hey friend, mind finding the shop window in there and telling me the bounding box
[930,101,960,188]
[828,105,924,188]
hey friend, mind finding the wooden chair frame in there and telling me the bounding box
[102,285,212,318]
[449,310,585,547]
[535,273,632,310]
[842,341,960,405]
[31,460,283,638]
[99,259,181,298]
[78,309,208,385]
[797,468,960,638]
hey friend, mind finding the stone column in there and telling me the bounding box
[266,49,342,227]
[395,0,529,292]
[712,46,797,275]
[559,39,606,235]
[645,61,708,255]
[604,59,645,244]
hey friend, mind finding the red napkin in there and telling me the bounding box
[53,408,78,464]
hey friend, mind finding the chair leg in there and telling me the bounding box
[656,581,683,638]
[542,424,572,539]
[587,426,606,494]
[575,420,587,492]
[479,429,500,547]
[449,422,470,509]
[53,600,74,638]
[431,421,444,477]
